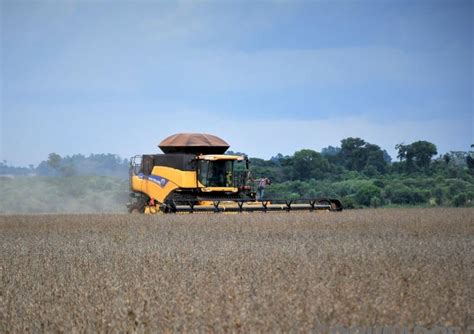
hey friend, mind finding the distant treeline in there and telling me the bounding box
[0,176,129,213]
[1,138,473,211]
[246,139,474,208]
[1,153,129,178]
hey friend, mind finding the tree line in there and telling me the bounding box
[1,153,129,178]
[247,139,473,208]
[1,138,473,209]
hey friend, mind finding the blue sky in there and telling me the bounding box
[1,0,473,166]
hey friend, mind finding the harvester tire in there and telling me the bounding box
[129,203,145,214]
[128,196,147,214]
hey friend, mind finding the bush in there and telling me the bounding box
[384,184,428,205]
[373,179,385,188]
[354,184,381,206]
[331,179,373,197]
[370,196,382,208]
[432,186,446,205]
[453,194,467,207]
[341,195,357,209]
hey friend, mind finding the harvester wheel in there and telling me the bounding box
[129,203,145,214]
[329,199,343,211]
[128,194,147,214]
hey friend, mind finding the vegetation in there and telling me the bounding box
[0,176,128,213]
[0,138,473,212]
[250,138,474,208]
[1,209,472,331]
[1,153,129,178]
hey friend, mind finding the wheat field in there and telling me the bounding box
[1,208,473,332]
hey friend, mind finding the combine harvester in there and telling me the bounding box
[128,133,342,214]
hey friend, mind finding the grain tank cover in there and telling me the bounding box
[159,133,230,154]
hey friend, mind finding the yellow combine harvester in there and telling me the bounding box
[128,133,342,214]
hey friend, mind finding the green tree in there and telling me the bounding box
[467,144,474,172]
[395,143,415,171]
[364,143,387,174]
[46,152,76,177]
[410,141,438,169]
[395,143,408,162]
[340,137,366,171]
[340,138,387,173]
[291,149,330,180]
[396,141,437,172]
[47,153,62,171]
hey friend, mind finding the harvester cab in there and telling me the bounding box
[127,133,342,214]
[195,154,249,192]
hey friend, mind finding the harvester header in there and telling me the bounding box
[128,133,342,214]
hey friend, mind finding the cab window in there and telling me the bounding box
[198,160,233,187]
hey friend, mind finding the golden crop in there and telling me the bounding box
[1,208,473,332]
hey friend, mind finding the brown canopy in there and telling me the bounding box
[159,133,230,154]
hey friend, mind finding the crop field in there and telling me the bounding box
[1,208,473,332]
